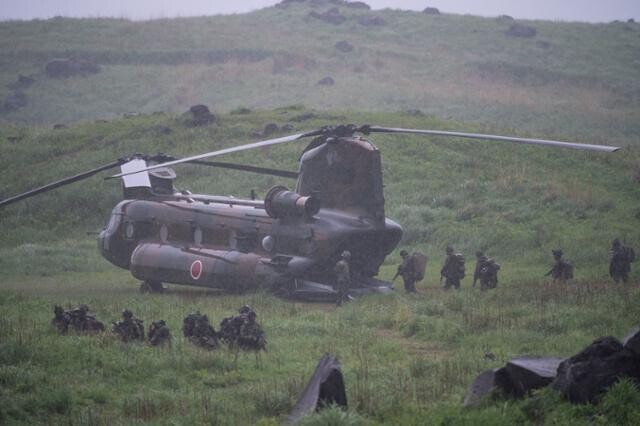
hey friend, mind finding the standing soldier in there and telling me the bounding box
[473,251,501,291]
[393,250,427,293]
[440,246,465,290]
[545,249,574,282]
[334,251,352,305]
[609,238,635,283]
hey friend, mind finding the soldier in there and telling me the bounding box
[69,304,105,334]
[394,250,417,293]
[238,310,266,352]
[148,320,172,347]
[219,305,253,345]
[545,249,573,282]
[473,251,501,291]
[51,305,71,334]
[609,238,635,283]
[112,309,145,342]
[182,311,200,338]
[189,314,219,350]
[440,246,465,290]
[334,251,352,305]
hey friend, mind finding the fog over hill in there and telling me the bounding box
[2,0,639,22]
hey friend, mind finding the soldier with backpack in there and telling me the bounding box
[440,246,465,290]
[545,249,573,282]
[609,238,635,283]
[393,250,427,293]
[473,251,501,291]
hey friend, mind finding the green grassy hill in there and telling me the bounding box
[0,1,639,148]
[1,2,640,424]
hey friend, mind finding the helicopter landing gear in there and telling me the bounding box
[139,280,164,294]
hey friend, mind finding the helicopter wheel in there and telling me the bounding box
[139,280,164,294]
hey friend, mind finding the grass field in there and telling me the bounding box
[0,108,639,424]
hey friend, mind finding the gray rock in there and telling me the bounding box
[506,23,537,38]
[357,15,385,26]
[335,40,354,53]
[45,57,100,78]
[423,7,440,15]
[317,76,335,86]
[185,104,216,127]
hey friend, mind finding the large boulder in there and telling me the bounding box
[423,7,440,15]
[623,328,640,356]
[357,15,385,26]
[45,57,100,78]
[335,40,354,53]
[184,105,216,127]
[552,336,640,403]
[505,23,537,38]
[309,8,346,25]
[317,76,335,86]
[6,74,35,90]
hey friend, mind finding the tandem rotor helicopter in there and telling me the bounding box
[0,124,619,301]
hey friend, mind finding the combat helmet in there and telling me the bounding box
[446,246,454,254]
[341,250,351,260]
[612,238,621,247]
[239,305,253,315]
[122,309,133,319]
[552,249,563,258]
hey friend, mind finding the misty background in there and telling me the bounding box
[1,0,639,22]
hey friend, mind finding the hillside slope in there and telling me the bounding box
[0,1,639,147]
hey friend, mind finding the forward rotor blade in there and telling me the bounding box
[364,126,620,153]
[187,160,298,179]
[0,159,125,209]
[109,130,323,179]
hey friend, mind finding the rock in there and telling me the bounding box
[405,109,424,116]
[498,15,514,21]
[262,123,280,137]
[45,57,100,78]
[309,8,346,25]
[506,23,537,38]
[463,370,497,407]
[536,40,552,49]
[185,104,216,127]
[53,123,67,129]
[288,354,347,424]
[291,112,317,121]
[282,123,295,132]
[629,18,636,23]
[230,107,252,115]
[3,91,27,112]
[622,328,640,356]
[343,1,370,10]
[423,7,440,15]
[357,15,385,26]
[495,357,563,398]
[335,40,354,53]
[7,74,35,90]
[552,336,640,403]
[317,76,335,86]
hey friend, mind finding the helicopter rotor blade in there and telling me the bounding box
[0,159,126,209]
[361,126,620,152]
[187,160,298,179]
[109,130,324,179]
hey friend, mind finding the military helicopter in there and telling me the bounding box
[0,124,619,301]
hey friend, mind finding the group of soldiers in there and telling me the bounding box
[332,238,635,299]
[182,305,267,353]
[51,305,171,346]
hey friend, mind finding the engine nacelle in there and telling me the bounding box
[264,185,320,219]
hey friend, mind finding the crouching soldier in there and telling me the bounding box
[68,304,105,334]
[148,320,171,347]
[185,313,219,350]
[51,305,71,334]
[219,305,253,345]
[112,309,145,342]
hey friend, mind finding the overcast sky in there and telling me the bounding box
[1,0,638,23]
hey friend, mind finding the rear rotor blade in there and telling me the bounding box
[363,126,620,153]
[0,159,125,209]
[109,130,323,179]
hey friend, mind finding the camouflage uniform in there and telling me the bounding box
[334,251,352,305]
[397,250,417,293]
[473,251,500,291]
[51,305,71,334]
[237,311,266,352]
[69,304,105,334]
[189,314,219,350]
[545,249,573,282]
[219,305,252,345]
[148,320,172,347]
[440,246,465,290]
[112,309,145,342]
[609,239,635,283]
[182,311,200,338]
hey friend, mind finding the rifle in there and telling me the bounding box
[392,271,401,282]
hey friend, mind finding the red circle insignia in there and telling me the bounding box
[190,260,203,280]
